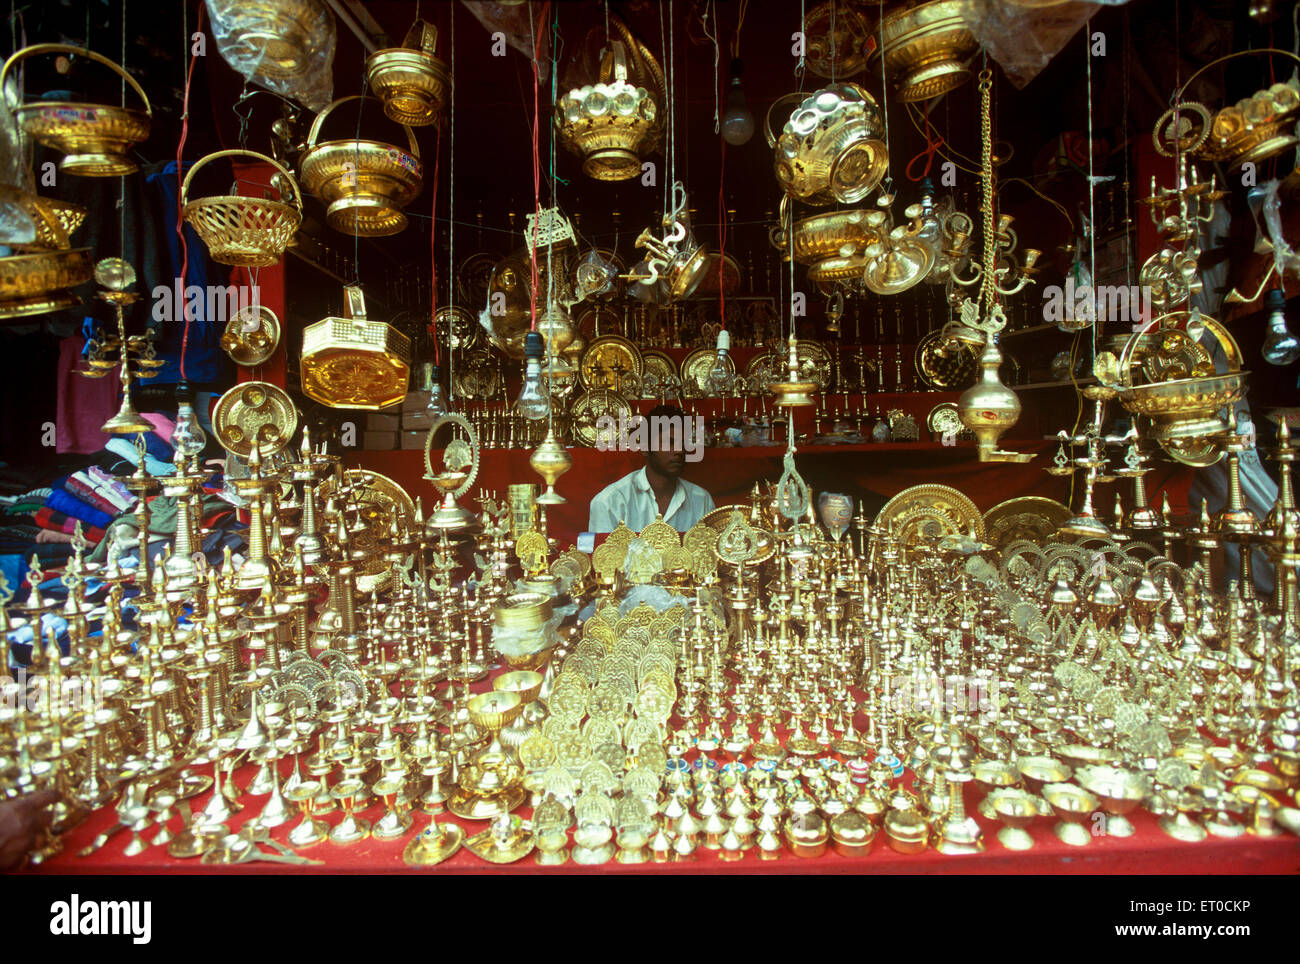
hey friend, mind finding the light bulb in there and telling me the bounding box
[517,330,551,420]
[721,61,754,146]
[172,380,207,459]
[426,365,447,416]
[706,329,733,395]
[1262,288,1300,366]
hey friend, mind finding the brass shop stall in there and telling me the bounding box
[1,0,1299,877]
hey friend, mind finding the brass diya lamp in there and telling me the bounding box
[530,429,572,505]
[2,44,151,175]
[447,691,527,820]
[366,20,451,127]
[1076,766,1150,838]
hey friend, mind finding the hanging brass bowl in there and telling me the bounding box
[875,0,978,103]
[789,208,879,264]
[1202,81,1300,167]
[768,83,887,204]
[0,186,87,252]
[0,248,92,320]
[300,286,411,410]
[555,41,661,182]
[1,44,152,176]
[182,150,302,267]
[365,20,451,127]
[207,0,332,80]
[298,96,422,237]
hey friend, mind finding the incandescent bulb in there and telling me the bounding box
[705,329,734,395]
[721,61,754,146]
[517,330,551,420]
[172,380,208,459]
[1262,288,1300,366]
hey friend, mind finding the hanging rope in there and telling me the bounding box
[430,123,440,366]
[175,2,205,380]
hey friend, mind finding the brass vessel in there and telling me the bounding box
[875,1,979,103]
[206,0,332,80]
[182,150,302,268]
[298,96,422,237]
[0,186,86,253]
[300,286,410,410]
[365,21,451,127]
[555,41,661,182]
[0,248,92,320]
[1,45,152,176]
[767,83,887,204]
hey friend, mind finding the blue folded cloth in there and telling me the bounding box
[45,488,114,530]
[142,431,173,464]
[105,437,175,476]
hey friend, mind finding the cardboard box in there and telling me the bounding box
[400,430,427,450]
[363,430,398,450]
[402,390,431,413]
[366,413,401,431]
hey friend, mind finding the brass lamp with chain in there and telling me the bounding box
[956,70,1033,464]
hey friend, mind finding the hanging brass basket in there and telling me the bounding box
[875,0,978,104]
[0,186,87,252]
[365,20,451,127]
[766,83,887,205]
[1,44,152,176]
[182,149,302,267]
[301,285,410,410]
[207,0,332,80]
[0,248,92,320]
[298,96,422,237]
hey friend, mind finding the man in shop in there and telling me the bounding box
[588,404,715,533]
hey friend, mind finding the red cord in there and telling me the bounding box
[430,124,440,366]
[175,3,205,380]
[905,107,946,182]
[717,139,726,331]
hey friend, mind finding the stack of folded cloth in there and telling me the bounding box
[35,466,141,545]
[104,427,177,477]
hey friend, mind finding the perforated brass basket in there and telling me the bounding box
[182,150,302,267]
[1,44,152,176]
[0,186,87,252]
[298,96,422,237]
[300,286,410,410]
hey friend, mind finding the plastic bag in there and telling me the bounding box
[963,0,1133,90]
[204,0,336,112]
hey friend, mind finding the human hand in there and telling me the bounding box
[0,789,59,871]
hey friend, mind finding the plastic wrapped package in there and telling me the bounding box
[963,0,1132,90]
[204,0,336,111]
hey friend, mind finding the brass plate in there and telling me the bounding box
[982,496,1072,549]
[580,334,643,391]
[875,483,984,544]
[212,381,299,458]
[222,304,281,367]
[699,505,776,565]
[453,348,503,399]
[569,389,632,448]
[926,401,962,437]
[681,347,734,393]
[915,329,976,390]
[641,350,678,385]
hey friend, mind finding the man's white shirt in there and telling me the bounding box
[588,468,714,533]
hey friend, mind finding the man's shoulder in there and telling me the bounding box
[679,477,713,502]
[592,470,639,504]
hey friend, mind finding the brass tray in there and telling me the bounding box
[699,505,776,565]
[915,329,977,390]
[875,483,983,543]
[982,496,1072,548]
[744,341,829,390]
[926,401,962,437]
[569,389,632,447]
[580,334,644,392]
[452,348,503,399]
[212,381,299,458]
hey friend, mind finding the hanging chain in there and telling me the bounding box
[977,68,995,315]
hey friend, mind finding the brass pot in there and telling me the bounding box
[555,41,661,182]
[365,21,450,127]
[206,0,332,80]
[768,83,887,204]
[0,248,92,320]
[2,44,151,176]
[298,96,422,237]
[958,337,1022,458]
[876,0,978,103]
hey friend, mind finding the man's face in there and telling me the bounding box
[646,447,685,478]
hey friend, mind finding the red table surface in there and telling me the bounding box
[30,663,1296,876]
[350,442,1194,549]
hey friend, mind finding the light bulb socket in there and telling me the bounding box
[524,330,544,360]
[175,379,192,403]
[729,57,744,79]
[1265,287,1286,312]
[716,329,730,352]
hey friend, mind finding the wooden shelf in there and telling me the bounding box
[1001,323,1065,339]
[1014,377,1097,391]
